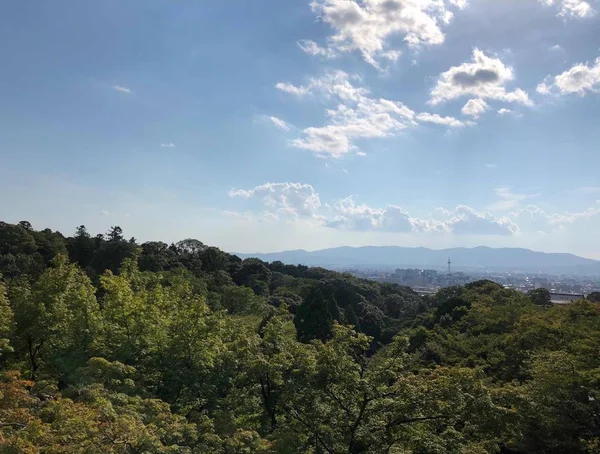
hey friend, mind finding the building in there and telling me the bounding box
[550,292,585,304]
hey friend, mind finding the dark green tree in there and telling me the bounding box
[528,288,552,306]
[587,291,600,303]
[294,287,336,342]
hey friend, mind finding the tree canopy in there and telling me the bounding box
[1,220,600,453]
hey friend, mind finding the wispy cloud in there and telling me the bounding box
[112,85,131,94]
[160,143,176,148]
[268,116,291,131]
[485,163,498,169]
[487,187,539,211]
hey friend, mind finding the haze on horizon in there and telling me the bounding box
[1,0,600,259]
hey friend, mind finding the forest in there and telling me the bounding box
[1,220,600,453]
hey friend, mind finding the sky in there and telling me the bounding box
[1,0,600,258]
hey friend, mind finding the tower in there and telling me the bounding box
[447,258,452,275]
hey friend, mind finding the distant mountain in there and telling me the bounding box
[233,246,600,273]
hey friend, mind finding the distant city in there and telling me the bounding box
[237,245,600,303]
[344,263,600,303]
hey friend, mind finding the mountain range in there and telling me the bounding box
[234,246,600,274]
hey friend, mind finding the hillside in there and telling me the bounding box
[235,245,599,272]
[2,221,600,452]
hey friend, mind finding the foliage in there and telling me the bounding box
[1,222,600,452]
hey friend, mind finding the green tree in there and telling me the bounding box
[528,288,552,306]
[11,255,99,380]
[139,241,176,272]
[283,325,506,453]
[587,291,600,303]
[0,279,14,360]
[67,225,96,270]
[221,285,265,314]
[294,287,336,342]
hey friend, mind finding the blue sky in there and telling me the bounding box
[1,0,600,258]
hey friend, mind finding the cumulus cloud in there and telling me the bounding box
[278,71,474,158]
[329,198,518,235]
[228,183,521,236]
[326,197,446,233]
[437,205,519,235]
[539,0,593,18]
[228,184,600,237]
[430,49,532,106]
[160,142,176,148]
[306,0,466,68]
[278,71,417,157]
[510,203,600,233]
[228,183,322,218]
[461,98,488,118]
[112,85,131,94]
[537,57,600,96]
[268,116,291,131]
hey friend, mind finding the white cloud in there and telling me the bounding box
[497,108,522,118]
[276,71,368,101]
[229,190,600,237]
[276,82,311,96]
[549,44,563,52]
[537,57,600,96]
[278,71,479,158]
[326,197,448,233]
[416,112,465,127]
[461,98,489,118]
[430,49,532,106]
[229,183,322,218]
[307,0,466,69]
[437,205,520,235]
[539,0,593,18]
[229,184,520,236]
[536,80,552,95]
[279,71,417,158]
[487,187,539,211]
[268,116,291,131]
[297,39,336,58]
[112,85,131,94]
[510,203,600,233]
[485,163,497,169]
[160,142,176,148]
[327,198,518,235]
